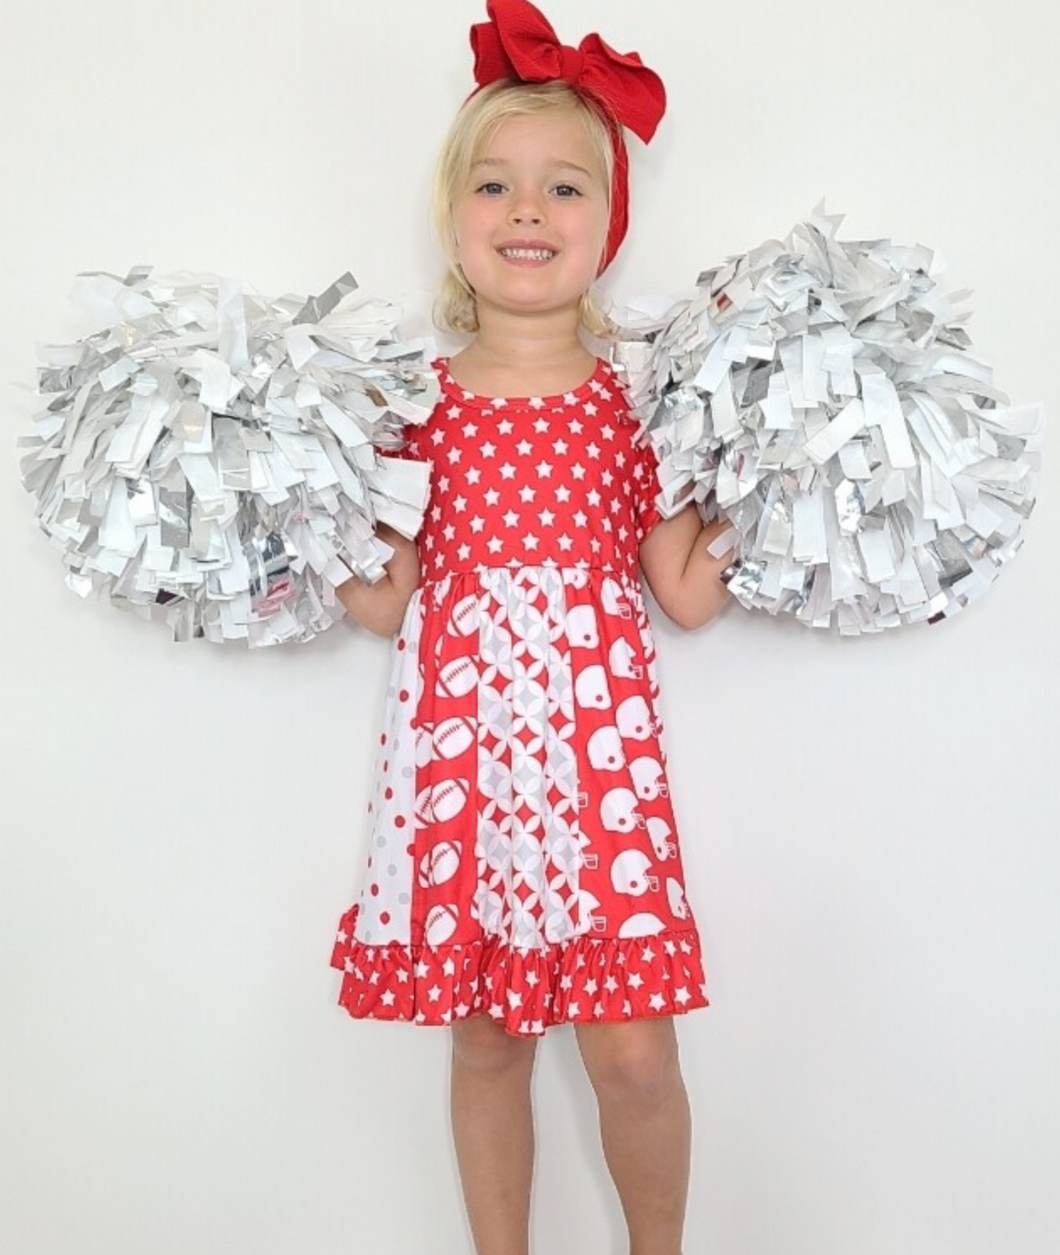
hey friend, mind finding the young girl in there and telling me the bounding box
[332,3,736,1252]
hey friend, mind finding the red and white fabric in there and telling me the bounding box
[330,355,709,1038]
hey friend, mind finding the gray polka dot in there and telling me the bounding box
[402,766,413,778]
[377,835,386,847]
[387,863,398,876]
[398,893,410,905]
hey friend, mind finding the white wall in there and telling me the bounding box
[2,2,1057,1253]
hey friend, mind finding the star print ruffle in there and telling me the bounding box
[330,903,709,1039]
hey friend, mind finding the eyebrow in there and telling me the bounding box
[470,157,595,178]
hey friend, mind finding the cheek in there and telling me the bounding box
[562,196,609,236]
[454,200,494,243]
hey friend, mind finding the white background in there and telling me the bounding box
[1,2,1057,1253]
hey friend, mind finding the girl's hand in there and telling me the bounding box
[335,522,421,637]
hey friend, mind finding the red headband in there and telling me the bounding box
[465,0,667,275]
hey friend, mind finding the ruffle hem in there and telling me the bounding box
[330,903,709,1039]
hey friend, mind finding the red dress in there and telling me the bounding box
[330,354,709,1038]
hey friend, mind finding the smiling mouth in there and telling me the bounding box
[497,247,558,264]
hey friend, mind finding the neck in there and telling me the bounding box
[467,299,589,370]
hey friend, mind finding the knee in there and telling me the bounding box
[578,1023,681,1099]
[450,1012,538,1075]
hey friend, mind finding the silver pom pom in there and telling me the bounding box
[18,267,436,646]
[611,203,1044,634]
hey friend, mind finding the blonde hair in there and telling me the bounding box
[430,78,620,341]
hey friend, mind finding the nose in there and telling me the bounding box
[510,189,545,225]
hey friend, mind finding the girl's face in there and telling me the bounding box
[452,109,610,320]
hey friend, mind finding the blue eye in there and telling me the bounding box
[474,182,583,197]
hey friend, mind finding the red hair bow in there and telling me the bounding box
[465,0,667,273]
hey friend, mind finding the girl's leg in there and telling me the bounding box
[573,1017,691,1255]
[450,1011,539,1255]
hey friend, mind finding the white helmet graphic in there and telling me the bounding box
[629,755,668,801]
[587,724,626,771]
[600,786,646,833]
[612,849,660,896]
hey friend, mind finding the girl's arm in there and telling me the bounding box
[639,500,737,630]
[335,522,421,638]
